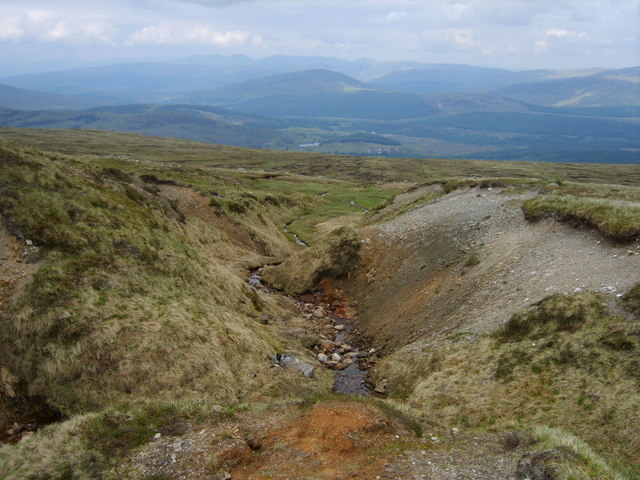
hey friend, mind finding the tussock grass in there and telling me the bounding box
[522,194,640,242]
[262,226,361,294]
[375,290,640,472]
[0,400,215,480]
[622,283,640,317]
[496,291,605,342]
[0,140,332,415]
[530,426,629,480]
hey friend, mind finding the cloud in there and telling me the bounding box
[126,22,256,46]
[0,9,118,45]
[535,27,588,52]
[421,28,479,52]
[386,10,406,22]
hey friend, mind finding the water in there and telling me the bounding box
[248,270,374,396]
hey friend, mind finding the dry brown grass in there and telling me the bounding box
[0,140,332,416]
[375,291,640,473]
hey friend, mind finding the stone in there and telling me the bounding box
[319,339,336,352]
[317,353,329,363]
[25,239,33,246]
[313,308,325,318]
[334,324,345,331]
[334,361,350,370]
[331,353,342,362]
[274,353,316,378]
[374,379,388,394]
[153,433,162,440]
[210,405,225,414]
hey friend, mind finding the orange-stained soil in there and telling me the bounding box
[214,401,415,480]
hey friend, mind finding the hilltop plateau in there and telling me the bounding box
[0,129,639,479]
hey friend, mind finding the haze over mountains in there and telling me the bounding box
[1,55,639,163]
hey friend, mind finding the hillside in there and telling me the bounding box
[0,132,639,479]
[496,68,640,106]
[1,57,638,163]
[0,105,294,149]
[184,69,439,120]
[0,84,100,110]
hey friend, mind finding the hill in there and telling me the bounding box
[496,68,640,106]
[0,105,296,149]
[184,69,439,120]
[0,83,100,110]
[0,132,638,479]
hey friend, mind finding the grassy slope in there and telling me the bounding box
[1,130,640,478]
[2,128,640,185]
[375,290,640,473]
[0,140,346,416]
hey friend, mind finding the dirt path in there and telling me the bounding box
[348,187,640,351]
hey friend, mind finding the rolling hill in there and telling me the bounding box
[0,104,294,149]
[495,67,640,106]
[0,83,101,110]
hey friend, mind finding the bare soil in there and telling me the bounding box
[346,187,640,351]
[120,400,528,480]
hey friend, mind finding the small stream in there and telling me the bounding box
[249,269,375,396]
[283,220,308,247]
[331,317,372,396]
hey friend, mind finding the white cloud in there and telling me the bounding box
[126,23,255,46]
[386,10,406,21]
[421,28,479,52]
[535,27,588,52]
[0,9,118,45]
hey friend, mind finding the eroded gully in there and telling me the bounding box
[249,269,380,396]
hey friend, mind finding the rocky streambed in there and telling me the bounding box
[249,269,382,396]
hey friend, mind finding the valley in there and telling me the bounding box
[0,129,638,479]
[1,57,638,164]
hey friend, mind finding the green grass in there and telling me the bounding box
[2,128,640,186]
[522,194,640,241]
[249,178,399,242]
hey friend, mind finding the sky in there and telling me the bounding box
[0,0,638,75]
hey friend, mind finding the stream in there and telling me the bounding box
[249,269,377,396]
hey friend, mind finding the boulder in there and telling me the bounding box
[274,353,315,378]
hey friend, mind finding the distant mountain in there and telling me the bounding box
[0,105,293,148]
[1,62,282,104]
[368,65,610,94]
[0,83,100,110]
[185,69,438,120]
[495,68,640,107]
[4,54,637,108]
[191,69,372,103]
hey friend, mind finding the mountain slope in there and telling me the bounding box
[0,105,293,148]
[187,69,439,120]
[0,83,100,110]
[496,68,640,106]
[368,65,606,94]
[188,68,373,103]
